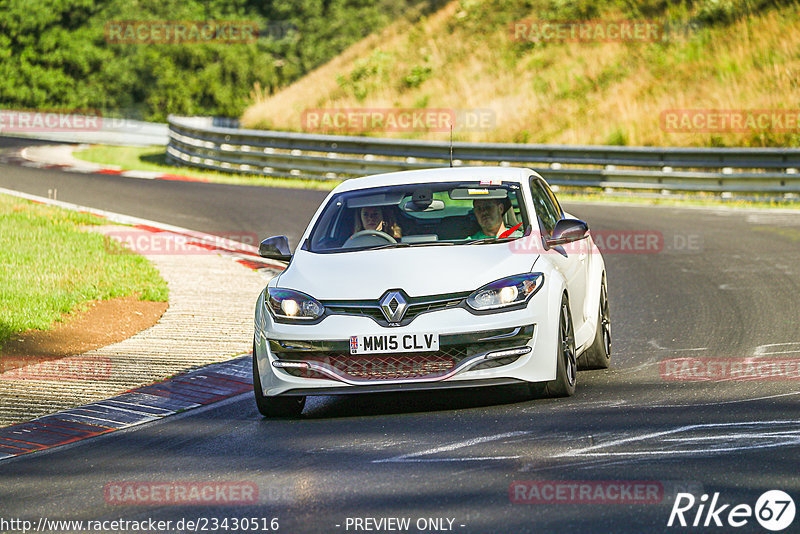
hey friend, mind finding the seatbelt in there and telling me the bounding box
[498,222,522,239]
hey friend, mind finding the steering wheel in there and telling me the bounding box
[342,229,397,248]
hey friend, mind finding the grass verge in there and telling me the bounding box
[73,145,340,191]
[0,194,169,346]
[557,189,800,210]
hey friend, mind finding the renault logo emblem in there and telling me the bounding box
[380,290,408,323]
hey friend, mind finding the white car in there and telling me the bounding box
[253,167,610,416]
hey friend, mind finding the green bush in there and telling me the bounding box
[402,63,433,89]
[337,49,395,101]
[0,0,424,120]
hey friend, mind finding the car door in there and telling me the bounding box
[528,177,588,330]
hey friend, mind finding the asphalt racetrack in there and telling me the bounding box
[1,137,799,533]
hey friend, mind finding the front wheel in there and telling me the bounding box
[578,273,611,370]
[530,294,577,398]
[253,341,305,417]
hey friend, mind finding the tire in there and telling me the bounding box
[530,294,577,398]
[253,341,305,418]
[578,273,611,370]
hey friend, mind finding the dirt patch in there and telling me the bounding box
[1,295,167,372]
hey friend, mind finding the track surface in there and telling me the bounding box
[1,137,799,533]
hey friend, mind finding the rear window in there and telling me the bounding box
[307,181,528,253]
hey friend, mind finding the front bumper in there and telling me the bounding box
[255,294,561,396]
[270,326,534,386]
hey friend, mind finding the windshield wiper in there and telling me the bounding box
[370,241,457,250]
[406,241,455,247]
[463,236,517,245]
[366,242,411,251]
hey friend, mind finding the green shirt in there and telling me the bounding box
[467,227,523,240]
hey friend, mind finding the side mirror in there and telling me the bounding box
[546,219,589,247]
[259,236,292,261]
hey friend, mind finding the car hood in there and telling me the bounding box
[275,244,539,299]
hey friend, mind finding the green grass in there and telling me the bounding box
[558,190,800,210]
[73,145,341,191]
[0,194,169,346]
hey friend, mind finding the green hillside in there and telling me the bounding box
[0,0,437,121]
[242,0,800,147]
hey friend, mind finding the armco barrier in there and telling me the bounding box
[166,115,800,192]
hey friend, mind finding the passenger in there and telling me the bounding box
[469,198,521,239]
[354,206,402,239]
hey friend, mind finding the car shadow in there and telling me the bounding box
[299,383,535,419]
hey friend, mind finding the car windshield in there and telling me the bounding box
[308,181,528,253]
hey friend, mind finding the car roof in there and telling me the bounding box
[331,166,535,193]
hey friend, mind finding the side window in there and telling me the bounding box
[542,182,564,220]
[529,178,561,233]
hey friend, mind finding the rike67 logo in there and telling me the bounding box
[668,490,795,531]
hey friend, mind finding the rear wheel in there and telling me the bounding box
[578,274,611,370]
[530,294,577,398]
[253,340,305,418]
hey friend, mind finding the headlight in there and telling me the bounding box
[267,287,324,321]
[466,273,544,311]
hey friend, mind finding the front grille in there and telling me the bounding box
[285,353,456,380]
[324,305,385,322]
[406,299,462,316]
[323,291,468,326]
[272,326,533,381]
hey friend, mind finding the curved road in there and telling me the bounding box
[1,137,799,533]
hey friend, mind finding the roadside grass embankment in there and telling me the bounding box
[242,0,800,148]
[0,194,168,347]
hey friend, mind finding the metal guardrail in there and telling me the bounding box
[167,115,800,193]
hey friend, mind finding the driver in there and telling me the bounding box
[355,206,402,239]
[469,198,521,239]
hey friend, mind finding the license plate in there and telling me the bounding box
[349,333,439,355]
